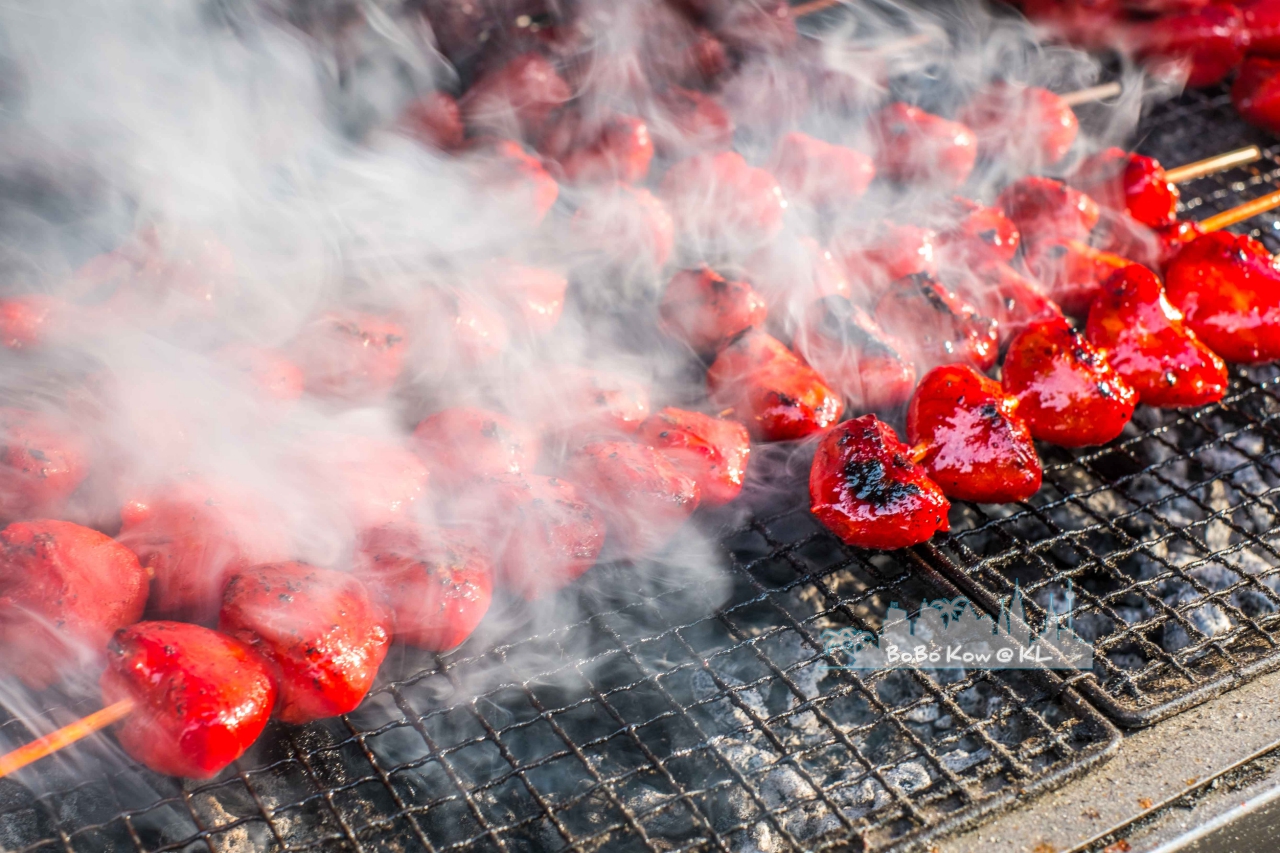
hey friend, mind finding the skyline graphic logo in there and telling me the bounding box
[820,583,1094,670]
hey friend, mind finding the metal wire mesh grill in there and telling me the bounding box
[0,491,1118,853]
[927,84,1280,727]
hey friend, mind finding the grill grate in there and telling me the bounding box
[929,83,1280,727]
[0,492,1118,853]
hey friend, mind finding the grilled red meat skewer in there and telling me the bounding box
[1244,0,1280,57]
[356,524,493,649]
[742,235,850,323]
[1130,3,1247,89]
[398,91,465,152]
[659,267,768,354]
[219,563,390,725]
[1023,238,1134,318]
[1231,56,1280,133]
[650,86,735,159]
[835,224,939,295]
[289,310,407,402]
[868,103,978,190]
[412,407,540,489]
[101,621,275,778]
[637,408,751,506]
[297,433,430,532]
[566,440,699,557]
[0,408,88,523]
[933,197,1021,265]
[791,296,918,414]
[460,52,572,140]
[118,477,288,624]
[477,260,569,338]
[530,366,652,439]
[1002,317,1138,447]
[948,261,1064,347]
[996,176,1101,248]
[660,151,787,249]
[538,111,655,185]
[1163,231,1280,364]
[216,344,305,403]
[0,520,148,690]
[0,295,68,351]
[957,83,1079,168]
[769,132,875,212]
[467,140,560,226]
[809,415,951,550]
[571,183,675,272]
[706,331,844,441]
[907,365,1043,504]
[874,273,999,373]
[1071,148,1180,228]
[1085,264,1229,407]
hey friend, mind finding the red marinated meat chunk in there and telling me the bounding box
[1163,231,1280,364]
[809,415,950,550]
[706,332,844,441]
[412,407,540,489]
[934,196,1021,264]
[467,140,560,226]
[660,151,787,249]
[217,344,305,402]
[219,563,389,724]
[907,365,1043,504]
[101,621,275,778]
[873,273,999,373]
[1086,265,1229,407]
[659,267,768,354]
[996,176,1101,247]
[540,112,654,185]
[0,408,88,522]
[770,132,875,211]
[867,103,978,190]
[791,296,917,414]
[1132,3,1247,88]
[477,259,568,337]
[835,224,939,294]
[1002,317,1138,447]
[356,525,493,650]
[1023,238,1134,318]
[460,53,572,139]
[650,86,735,158]
[398,91,464,151]
[571,183,675,272]
[0,520,148,689]
[1232,56,1280,133]
[565,441,699,557]
[0,295,67,350]
[637,408,751,506]
[289,310,407,402]
[957,83,1079,168]
[1072,148,1179,228]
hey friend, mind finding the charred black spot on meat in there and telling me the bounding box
[842,457,921,506]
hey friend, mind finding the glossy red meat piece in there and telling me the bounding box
[1232,57,1280,132]
[481,260,568,336]
[1023,238,1134,317]
[650,86,734,158]
[1095,215,1207,271]
[791,296,917,414]
[540,112,654,185]
[0,520,147,689]
[297,433,430,531]
[460,52,572,139]
[1072,148,1179,228]
[1002,317,1138,447]
[101,621,275,778]
[934,197,1021,264]
[118,478,288,624]
[413,288,510,371]
[0,408,88,522]
[456,474,605,598]
[289,310,406,402]
[217,344,305,402]
[1086,264,1229,407]
[1133,3,1247,88]
[770,132,875,211]
[808,415,950,550]
[412,406,540,489]
[948,262,1063,347]
[1164,231,1280,363]
[868,103,978,190]
[1244,0,1280,56]
[706,332,844,441]
[637,408,751,506]
[565,441,699,557]
[398,91,464,151]
[571,183,674,271]
[718,57,811,137]
[996,176,1101,248]
[530,366,652,439]
[907,365,1042,504]
[741,235,850,323]
[660,151,787,249]
[836,224,939,291]
[0,295,66,350]
[659,267,768,354]
[219,563,389,724]
[957,83,1079,167]
[468,140,559,226]
[356,524,493,650]
[1018,0,1124,47]
[873,273,999,373]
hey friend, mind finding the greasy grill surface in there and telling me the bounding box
[930,84,1280,727]
[0,493,1118,852]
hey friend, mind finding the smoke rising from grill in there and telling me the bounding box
[0,0,1153,790]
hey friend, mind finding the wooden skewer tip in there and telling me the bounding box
[1199,188,1280,233]
[0,698,134,779]
[1165,146,1263,185]
[1059,81,1123,108]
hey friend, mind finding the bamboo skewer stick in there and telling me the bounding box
[0,699,134,778]
[1166,146,1263,184]
[1198,189,1280,233]
[1059,81,1123,107]
[792,0,844,17]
